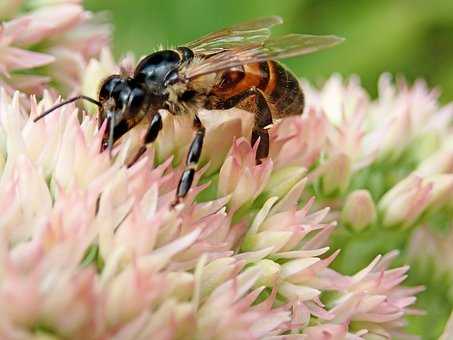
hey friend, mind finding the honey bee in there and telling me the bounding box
[34,16,343,204]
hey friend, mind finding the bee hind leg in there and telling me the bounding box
[172,115,205,206]
[127,112,163,167]
[248,88,272,164]
[214,87,272,164]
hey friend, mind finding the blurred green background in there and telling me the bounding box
[86,0,453,102]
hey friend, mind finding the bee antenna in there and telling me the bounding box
[33,95,102,123]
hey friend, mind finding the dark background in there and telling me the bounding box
[86,0,453,102]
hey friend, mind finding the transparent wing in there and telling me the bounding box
[185,16,283,55]
[185,34,344,79]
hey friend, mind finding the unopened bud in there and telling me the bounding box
[379,176,432,228]
[321,154,351,196]
[428,174,453,208]
[82,49,117,115]
[264,166,306,198]
[200,258,239,297]
[241,231,293,252]
[253,259,281,288]
[415,144,453,177]
[341,190,376,231]
[164,272,194,301]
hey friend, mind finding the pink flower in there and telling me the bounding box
[219,138,273,211]
[330,251,424,339]
[268,109,328,170]
[0,3,441,333]
[0,2,109,93]
[304,75,376,171]
[407,224,453,280]
[378,175,434,228]
[369,75,445,158]
[341,189,377,231]
[195,267,291,339]
[0,85,423,339]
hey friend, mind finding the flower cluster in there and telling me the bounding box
[0,90,422,339]
[0,0,110,94]
[1,1,452,338]
[304,75,452,231]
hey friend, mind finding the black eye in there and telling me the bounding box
[164,70,179,86]
[117,87,130,111]
[127,88,145,115]
[176,47,194,62]
[99,75,123,101]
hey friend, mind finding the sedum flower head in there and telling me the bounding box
[0,88,421,339]
[304,73,452,233]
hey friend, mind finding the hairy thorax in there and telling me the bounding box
[164,68,218,116]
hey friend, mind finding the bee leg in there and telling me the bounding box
[248,89,272,164]
[172,115,205,206]
[214,87,272,164]
[127,112,163,167]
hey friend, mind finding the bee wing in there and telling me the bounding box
[185,34,344,79]
[186,16,283,55]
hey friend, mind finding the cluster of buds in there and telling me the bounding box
[301,74,453,233]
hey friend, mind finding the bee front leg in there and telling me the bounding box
[127,112,163,167]
[173,115,205,206]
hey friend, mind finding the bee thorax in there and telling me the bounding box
[165,81,207,116]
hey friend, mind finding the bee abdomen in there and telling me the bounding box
[264,60,304,118]
[212,62,269,97]
[210,60,304,118]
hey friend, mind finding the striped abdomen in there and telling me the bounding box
[211,60,304,118]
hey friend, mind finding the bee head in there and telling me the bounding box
[98,75,147,153]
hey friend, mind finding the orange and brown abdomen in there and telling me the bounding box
[211,60,304,118]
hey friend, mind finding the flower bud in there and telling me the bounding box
[219,138,272,210]
[341,190,376,231]
[415,143,453,177]
[428,174,453,209]
[378,175,432,228]
[253,259,281,288]
[279,281,321,301]
[82,48,118,115]
[163,272,194,301]
[200,258,242,297]
[105,266,163,326]
[321,153,351,196]
[264,166,306,198]
[241,231,293,252]
[411,132,443,164]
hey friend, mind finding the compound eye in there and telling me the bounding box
[99,75,123,102]
[127,88,146,116]
[164,70,179,86]
[176,47,194,62]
